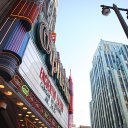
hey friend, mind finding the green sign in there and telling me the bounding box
[21,85,29,96]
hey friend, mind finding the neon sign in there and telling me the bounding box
[37,23,50,54]
[37,22,69,104]
[22,85,29,96]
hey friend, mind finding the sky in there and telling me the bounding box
[55,0,128,127]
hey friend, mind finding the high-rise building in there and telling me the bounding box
[0,0,70,128]
[90,40,128,128]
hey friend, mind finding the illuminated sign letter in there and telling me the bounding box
[22,85,29,96]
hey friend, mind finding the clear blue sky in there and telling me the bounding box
[55,0,128,127]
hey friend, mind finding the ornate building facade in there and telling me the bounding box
[0,0,70,128]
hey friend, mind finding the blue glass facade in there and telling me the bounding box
[90,40,128,128]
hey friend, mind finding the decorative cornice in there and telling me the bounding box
[0,51,21,81]
[10,0,41,31]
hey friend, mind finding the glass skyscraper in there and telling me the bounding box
[90,40,128,128]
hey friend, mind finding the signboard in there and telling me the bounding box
[19,38,68,128]
[40,67,63,114]
[10,74,59,127]
[37,22,69,105]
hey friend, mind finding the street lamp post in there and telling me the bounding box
[101,4,128,39]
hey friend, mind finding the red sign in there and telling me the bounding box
[40,67,63,112]
[51,32,56,43]
[69,95,73,114]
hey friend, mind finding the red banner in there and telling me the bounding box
[69,96,73,114]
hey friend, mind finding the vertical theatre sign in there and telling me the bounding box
[37,22,68,102]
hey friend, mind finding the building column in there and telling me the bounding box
[0,100,15,128]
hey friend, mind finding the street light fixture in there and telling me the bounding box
[101,4,128,39]
[102,7,111,16]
